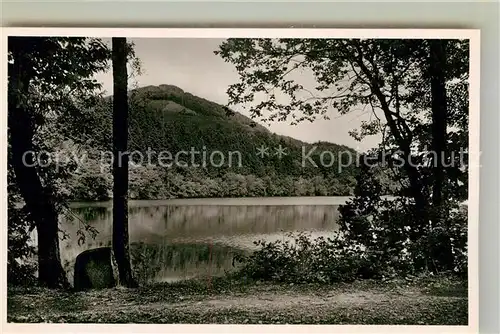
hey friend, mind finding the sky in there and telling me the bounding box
[95,38,381,152]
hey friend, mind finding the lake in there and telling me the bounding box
[58,196,352,285]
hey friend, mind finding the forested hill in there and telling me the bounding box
[66,84,370,201]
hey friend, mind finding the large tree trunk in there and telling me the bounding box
[112,37,137,288]
[429,40,448,214]
[8,41,69,289]
[429,40,453,269]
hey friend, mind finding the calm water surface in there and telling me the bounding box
[59,197,350,284]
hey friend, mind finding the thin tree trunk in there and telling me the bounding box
[112,37,137,288]
[429,40,448,214]
[8,41,69,289]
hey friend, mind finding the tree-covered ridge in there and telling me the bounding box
[66,84,378,201]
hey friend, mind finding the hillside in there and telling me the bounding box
[65,84,362,201]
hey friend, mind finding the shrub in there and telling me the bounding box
[234,232,377,283]
[130,242,163,285]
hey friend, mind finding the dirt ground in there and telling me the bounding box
[7,277,468,325]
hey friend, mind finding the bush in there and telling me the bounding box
[234,232,377,283]
[130,242,163,286]
[235,201,467,284]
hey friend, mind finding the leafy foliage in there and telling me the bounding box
[7,169,37,286]
[130,242,164,286]
[216,38,469,206]
[7,37,114,286]
[234,232,368,283]
[217,38,469,283]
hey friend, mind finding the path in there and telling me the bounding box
[7,279,468,325]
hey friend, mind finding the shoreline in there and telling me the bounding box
[68,195,400,208]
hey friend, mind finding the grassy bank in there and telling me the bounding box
[7,275,467,325]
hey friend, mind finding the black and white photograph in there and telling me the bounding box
[4,28,479,329]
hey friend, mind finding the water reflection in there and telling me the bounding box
[59,198,345,284]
